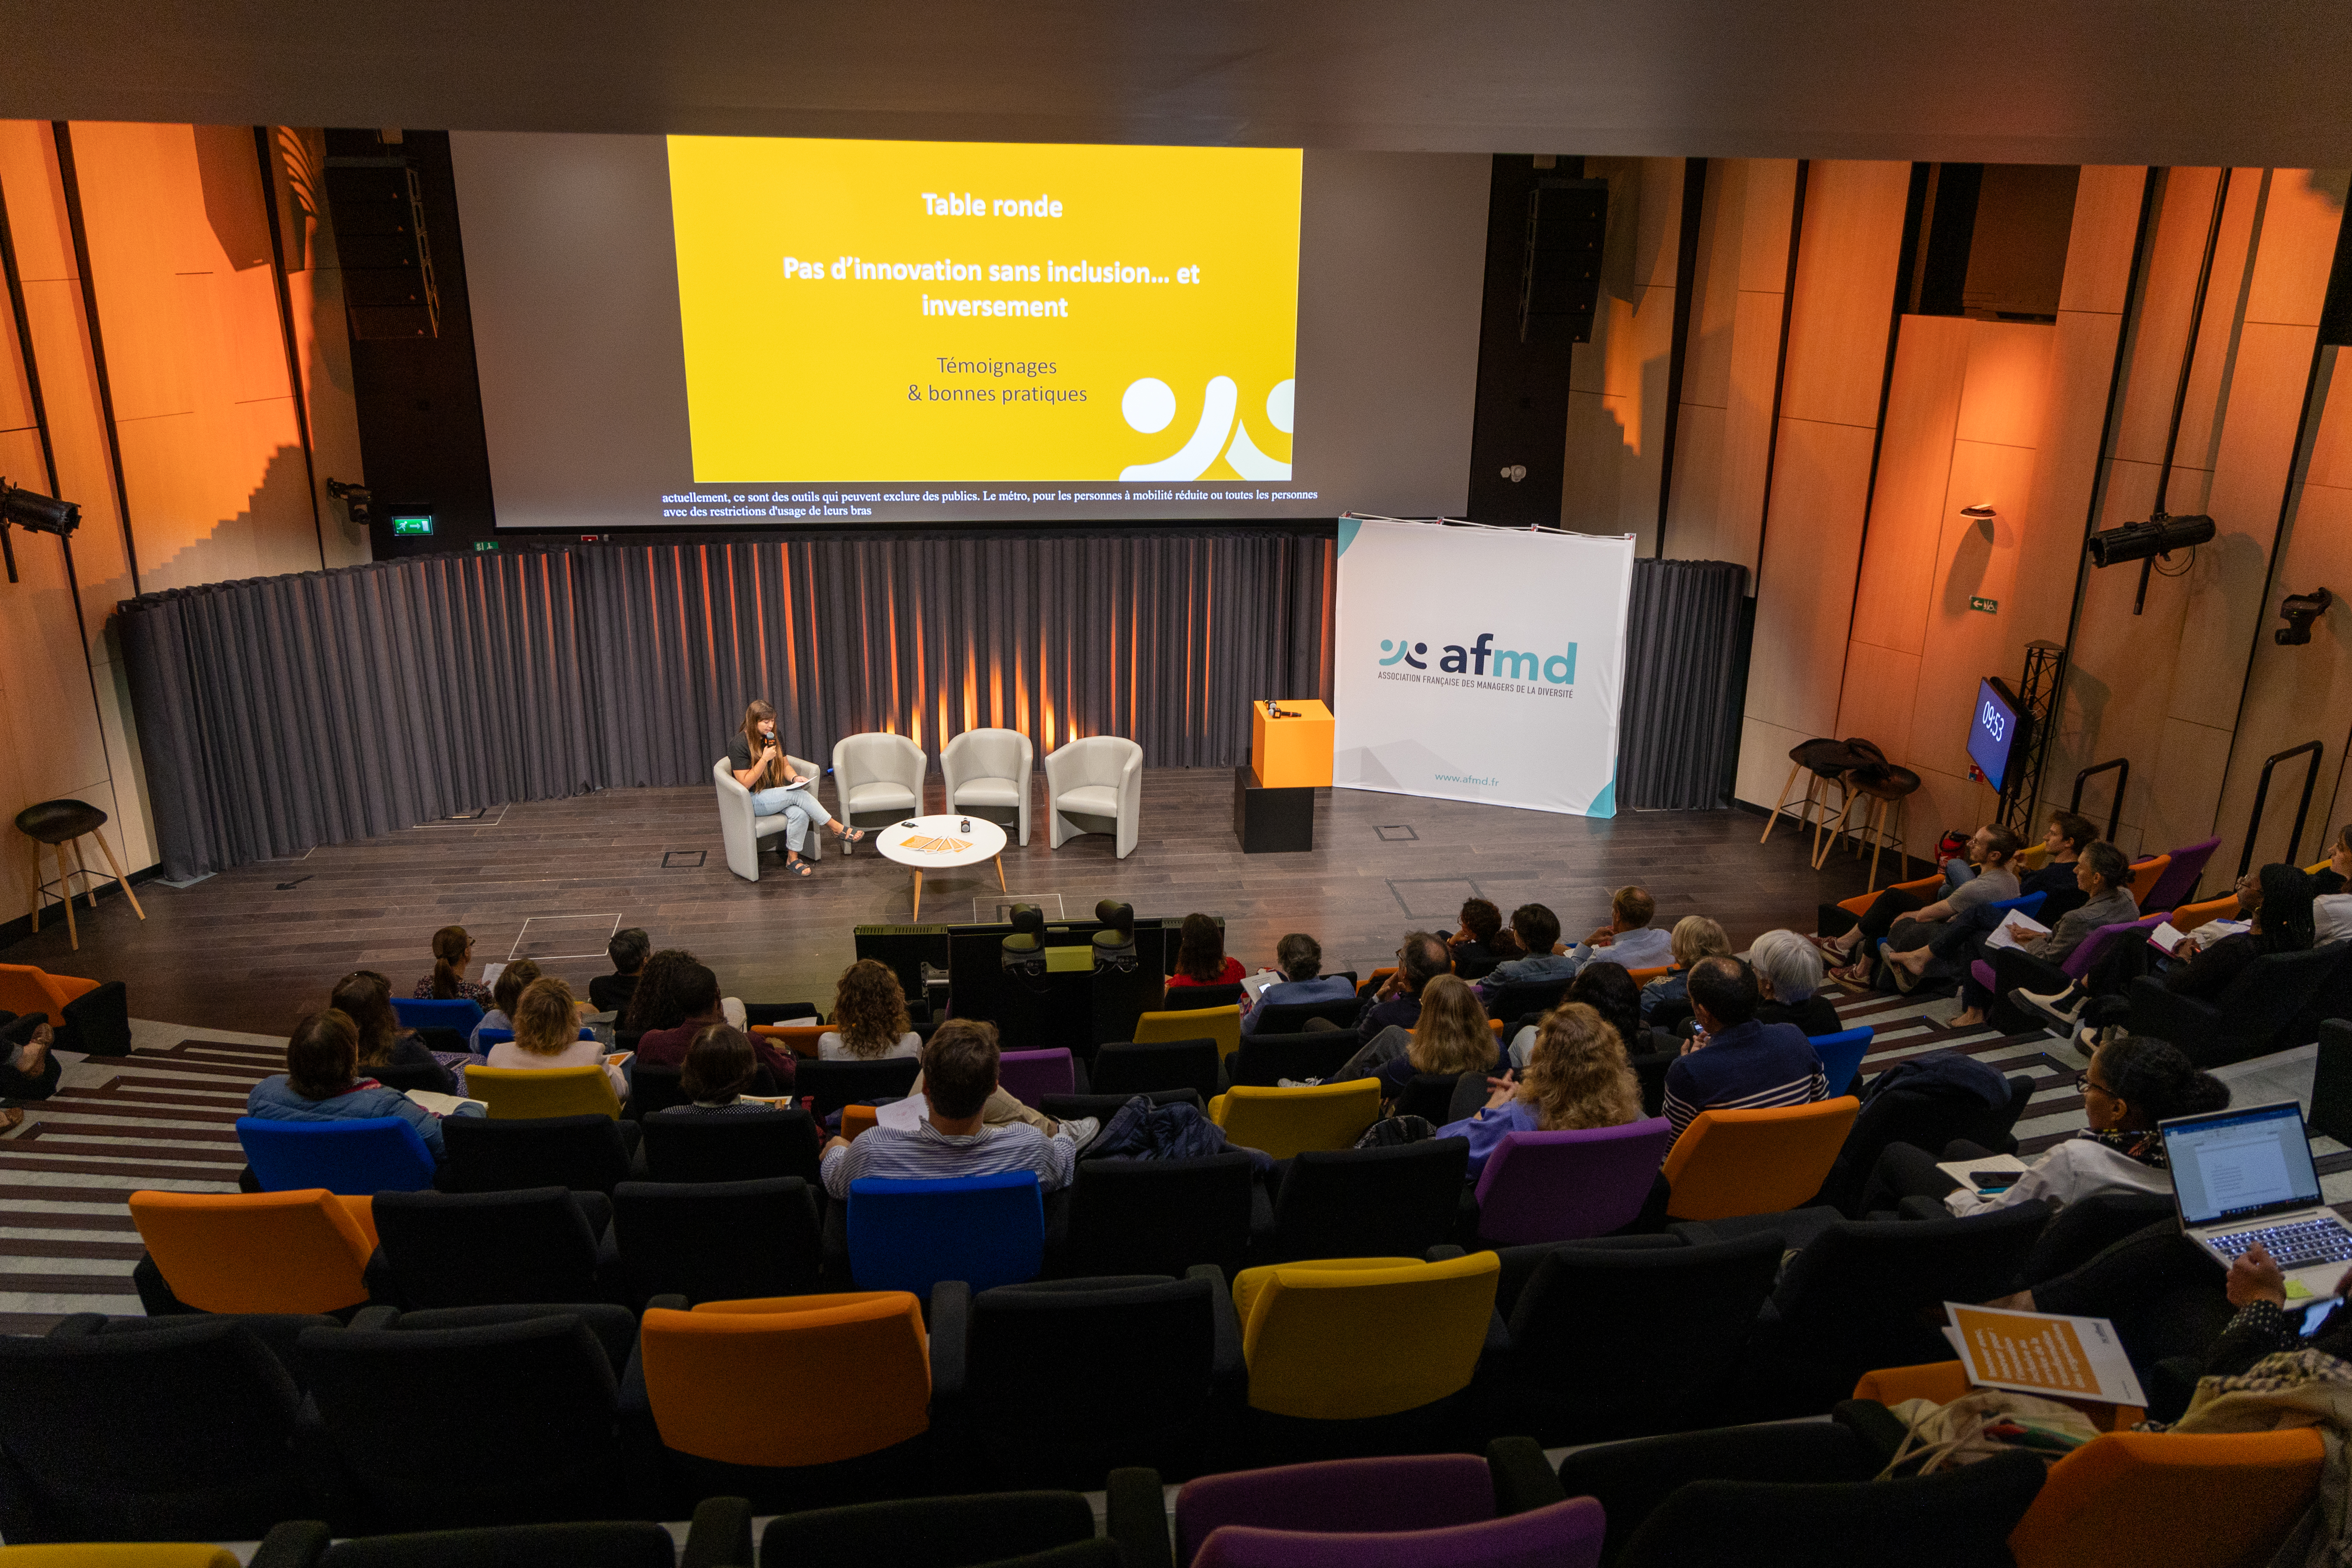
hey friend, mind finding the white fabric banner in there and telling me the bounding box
[1331,517,1635,817]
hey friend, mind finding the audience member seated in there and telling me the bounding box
[1573,885,1673,971]
[1436,1002,1644,1177]
[467,958,541,1054]
[2316,822,2352,945]
[2156,865,2318,1002]
[1746,930,1842,1036]
[819,958,922,1059]
[1514,959,1645,1069]
[635,958,794,1088]
[1818,824,2018,979]
[1834,824,2024,987]
[2205,1235,2352,1378]
[1167,912,1246,989]
[1352,930,1454,1044]
[413,924,494,1005]
[0,1016,59,1128]
[2174,868,2262,957]
[1860,1030,2225,1217]
[1448,897,1506,973]
[332,969,455,1093]
[1242,933,1356,1033]
[246,1008,471,1160]
[1638,917,1732,1027]
[1663,956,1829,1147]
[1326,975,1502,1101]
[1474,905,1575,999]
[486,977,626,1099]
[1950,842,2138,1029]
[819,1018,1086,1198]
[651,1024,774,1116]
[2019,810,2099,925]
[1875,825,2031,992]
[589,926,651,1015]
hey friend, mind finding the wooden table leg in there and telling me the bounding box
[911,868,922,922]
[995,855,1007,891]
[94,830,145,920]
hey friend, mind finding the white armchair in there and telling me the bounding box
[1044,736,1143,859]
[832,733,928,827]
[941,728,1035,846]
[712,754,822,882]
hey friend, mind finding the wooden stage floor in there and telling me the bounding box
[2,769,1892,1038]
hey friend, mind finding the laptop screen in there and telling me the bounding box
[2164,1102,2324,1227]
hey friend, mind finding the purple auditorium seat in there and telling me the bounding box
[1469,1119,1673,1245]
[2143,837,2221,914]
[1970,912,2171,997]
[1176,1455,1497,1566]
[996,1048,1077,1107]
[1193,1500,1606,1568]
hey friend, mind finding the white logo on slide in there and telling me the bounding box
[1120,376,1293,482]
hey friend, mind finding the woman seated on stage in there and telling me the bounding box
[1166,912,1246,989]
[413,925,494,1007]
[1637,916,1733,1028]
[651,1025,772,1116]
[1859,1030,2224,1218]
[330,969,454,1094]
[1747,929,1843,1036]
[820,959,921,1060]
[728,698,862,879]
[1330,974,1503,1103]
[485,977,627,1099]
[247,1008,472,1162]
[1436,1002,1644,1178]
[1947,842,2138,1030]
[634,958,793,1088]
[1818,824,2023,984]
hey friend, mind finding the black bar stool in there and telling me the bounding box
[14,797,145,952]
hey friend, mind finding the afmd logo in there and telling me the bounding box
[1379,631,1577,683]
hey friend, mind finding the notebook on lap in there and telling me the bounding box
[2163,1100,2352,1301]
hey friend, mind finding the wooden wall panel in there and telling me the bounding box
[1848,316,1970,657]
[1776,161,1911,430]
[1746,416,1877,739]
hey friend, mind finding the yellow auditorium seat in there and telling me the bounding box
[127,1189,377,1315]
[463,1063,622,1119]
[0,1550,239,1568]
[1660,1097,1861,1221]
[1136,1003,1242,1062]
[1208,1080,1382,1160]
[639,1292,930,1468]
[1230,1253,1500,1420]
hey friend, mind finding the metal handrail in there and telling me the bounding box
[2068,758,2129,845]
[2238,741,2326,877]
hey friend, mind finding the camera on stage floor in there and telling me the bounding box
[1090,899,1137,971]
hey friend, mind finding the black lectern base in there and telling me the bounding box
[1234,766,1315,853]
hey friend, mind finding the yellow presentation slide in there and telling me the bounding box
[666,137,1303,494]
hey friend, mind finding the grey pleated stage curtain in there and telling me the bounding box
[117,531,1338,880]
[1616,558,1750,811]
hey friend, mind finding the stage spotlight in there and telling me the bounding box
[2085,513,2215,568]
[1,483,80,537]
[2277,588,2334,646]
[325,478,374,528]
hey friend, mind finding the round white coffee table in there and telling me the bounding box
[874,814,1009,920]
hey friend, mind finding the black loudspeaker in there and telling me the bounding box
[1519,179,1608,342]
[323,157,441,339]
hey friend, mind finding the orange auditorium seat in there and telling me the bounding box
[127,1189,377,1315]
[1660,1098,1860,1221]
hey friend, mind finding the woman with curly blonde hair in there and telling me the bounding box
[819,959,921,1060]
[1437,1002,1643,1177]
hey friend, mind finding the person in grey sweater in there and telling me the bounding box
[1952,842,2138,1029]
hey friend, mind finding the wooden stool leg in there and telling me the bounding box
[1890,800,1909,884]
[1813,791,1858,871]
[57,845,80,952]
[68,837,98,909]
[25,841,39,936]
[1761,760,1803,844]
[92,829,145,920]
[1867,801,1888,892]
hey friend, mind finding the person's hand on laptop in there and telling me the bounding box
[2227,1242,2287,1309]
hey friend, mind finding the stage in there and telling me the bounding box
[7,769,1886,1038]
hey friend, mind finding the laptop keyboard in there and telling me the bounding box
[2209,1217,2352,1269]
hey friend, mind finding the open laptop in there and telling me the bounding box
[2163,1100,2352,1300]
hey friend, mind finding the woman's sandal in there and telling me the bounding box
[833,824,865,847]
[787,860,814,878]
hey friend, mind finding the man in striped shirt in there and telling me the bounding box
[1662,955,1828,1148]
[820,1018,1084,1200]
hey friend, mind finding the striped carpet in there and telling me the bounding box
[0,999,2334,1333]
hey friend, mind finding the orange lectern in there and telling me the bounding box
[1237,700,1331,853]
[1250,699,1335,788]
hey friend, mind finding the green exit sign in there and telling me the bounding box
[1969,597,1998,614]
[472,540,499,552]
[390,512,434,537]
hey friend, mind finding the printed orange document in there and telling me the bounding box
[1945,1303,2146,1405]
